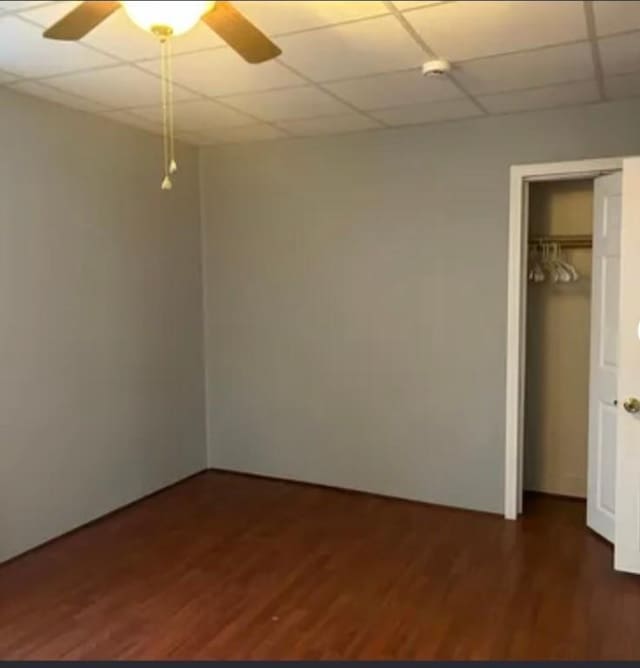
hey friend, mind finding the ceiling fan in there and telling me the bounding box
[42,1,282,190]
[43,1,281,64]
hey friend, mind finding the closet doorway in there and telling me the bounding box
[522,173,623,544]
[505,157,640,574]
[523,179,595,505]
[514,169,621,541]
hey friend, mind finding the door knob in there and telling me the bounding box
[623,397,640,414]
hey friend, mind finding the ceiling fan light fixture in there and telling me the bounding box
[43,0,281,190]
[122,0,215,37]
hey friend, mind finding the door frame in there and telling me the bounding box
[504,157,624,520]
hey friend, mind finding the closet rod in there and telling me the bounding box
[528,234,592,249]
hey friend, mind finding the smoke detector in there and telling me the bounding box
[422,59,451,77]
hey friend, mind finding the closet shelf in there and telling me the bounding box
[528,234,592,249]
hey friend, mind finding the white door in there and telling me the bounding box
[614,158,640,574]
[587,172,622,543]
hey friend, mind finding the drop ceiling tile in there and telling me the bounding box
[171,24,228,54]
[173,132,203,146]
[0,1,54,9]
[454,42,595,95]
[405,1,588,62]
[8,79,108,111]
[100,109,163,134]
[19,1,81,25]
[83,11,166,61]
[46,65,198,109]
[84,11,226,61]
[370,97,482,126]
[21,1,226,56]
[199,123,287,144]
[599,32,640,76]
[230,1,388,35]
[593,1,640,37]
[605,71,640,99]
[325,69,463,109]
[392,2,444,9]
[478,79,599,114]
[222,86,352,121]
[276,15,425,81]
[138,48,305,97]
[0,67,18,83]
[278,112,380,136]
[0,15,117,77]
[130,99,255,132]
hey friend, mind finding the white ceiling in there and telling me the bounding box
[1,0,639,146]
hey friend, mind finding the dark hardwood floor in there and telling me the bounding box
[1,471,639,660]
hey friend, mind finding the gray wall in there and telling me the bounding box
[0,87,207,562]
[200,97,640,515]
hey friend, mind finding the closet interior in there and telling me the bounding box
[524,179,594,501]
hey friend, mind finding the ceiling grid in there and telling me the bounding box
[583,0,607,100]
[0,0,638,144]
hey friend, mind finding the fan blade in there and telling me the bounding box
[201,1,281,64]
[43,1,120,40]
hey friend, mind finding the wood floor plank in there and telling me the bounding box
[1,471,639,660]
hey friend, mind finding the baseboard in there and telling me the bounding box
[207,466,501,518]
[0,469,208,568]
[524,489,587,503]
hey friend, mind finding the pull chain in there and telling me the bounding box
[160,37,171,190]
[167,36,177,177]
[159,35,177,191]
